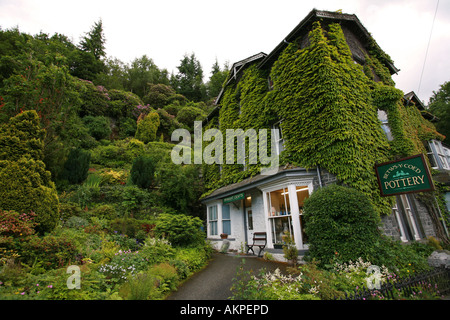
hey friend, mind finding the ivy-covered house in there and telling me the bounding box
[200,9,449,254]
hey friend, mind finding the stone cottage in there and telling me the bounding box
[200,9,450,254]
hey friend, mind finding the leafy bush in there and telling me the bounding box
[148,262,179,293]
[82,115,111,140]
[118,117,137,139]
[174,244,212,273]
[154,214,205,247]
[230,261,319,300]
[107,89,144,119]
[59,202,83,223]
[109,217,153,239]
[62,148,91,184]
[0,158,60,234]
[21,234,78,269]
[0,110,45,162]
[130,155,156,189]
[135,111,160,143]
[158,164,203,215]
[90,204,117,220]
[140,237,176,264]
[118,271,159,300]
[371,236,432,276]
[303,184,382,267]
[175,105,206,130]
[78,79,110,117]
[65,216,89,229]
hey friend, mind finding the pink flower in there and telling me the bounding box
[47,285,53,289]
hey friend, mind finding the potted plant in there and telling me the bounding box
[220,233,228,239]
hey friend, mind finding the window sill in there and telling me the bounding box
[207,237,236,241]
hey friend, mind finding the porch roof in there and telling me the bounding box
[200,166,316,203]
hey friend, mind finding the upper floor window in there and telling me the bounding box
[426,140,450,170]
[378,110,393,141]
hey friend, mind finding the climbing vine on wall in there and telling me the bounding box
[204,21,443,217]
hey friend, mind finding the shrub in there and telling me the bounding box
[118,271,159,300]
[148,262,179,293]
[118,117,137,139]
[371,236,432,276]
[140,237,176,264]
[154,214,205,247]
[65,216,89,229]
[0,158,60,234]
[174,245,211,272]
[0,110,45,162]
[107,89,144,119]
[82,115,111,140]
[90,204,117,220]
[0,210,37,262]
[62,148,91,184]
[303,184,382,268]
[21,234,78,269]
[78,79,110,117]
[59,202,83,223]
[130,155,156,189]
[175,105,206,130]
[135,111,160,143]
[158,164,203,215]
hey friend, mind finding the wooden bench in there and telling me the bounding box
[246,232,267,257]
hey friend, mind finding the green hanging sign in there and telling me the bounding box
[375,154,435,197]
[223,192,245,204]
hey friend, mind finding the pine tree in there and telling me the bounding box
[79,19,106,60]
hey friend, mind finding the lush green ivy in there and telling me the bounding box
[203,21,443,217]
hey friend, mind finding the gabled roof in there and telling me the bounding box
[258,9,399,75]
[404,91,438,122]
[213,52,267,107]
[210,9,400,110]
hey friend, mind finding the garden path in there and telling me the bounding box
[166,252,289,300]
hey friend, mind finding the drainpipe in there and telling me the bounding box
[316,166,323,188]
[243,199,248,246]
[435,198,449,238]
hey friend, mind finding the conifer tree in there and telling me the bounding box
[0,110,59,234]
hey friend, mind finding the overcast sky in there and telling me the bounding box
[0,0,448,104]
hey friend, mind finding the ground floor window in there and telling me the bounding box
[208,205,218,236]
[222,204,231,235]
[392,195,421,241]
[296,186,310,244]
[267,187,293,246]
[265,184,311,248]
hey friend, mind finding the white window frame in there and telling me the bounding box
[221,204,231,235]
[208,205,218,236]
[378,110,393,141]
[430,140,450,170]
